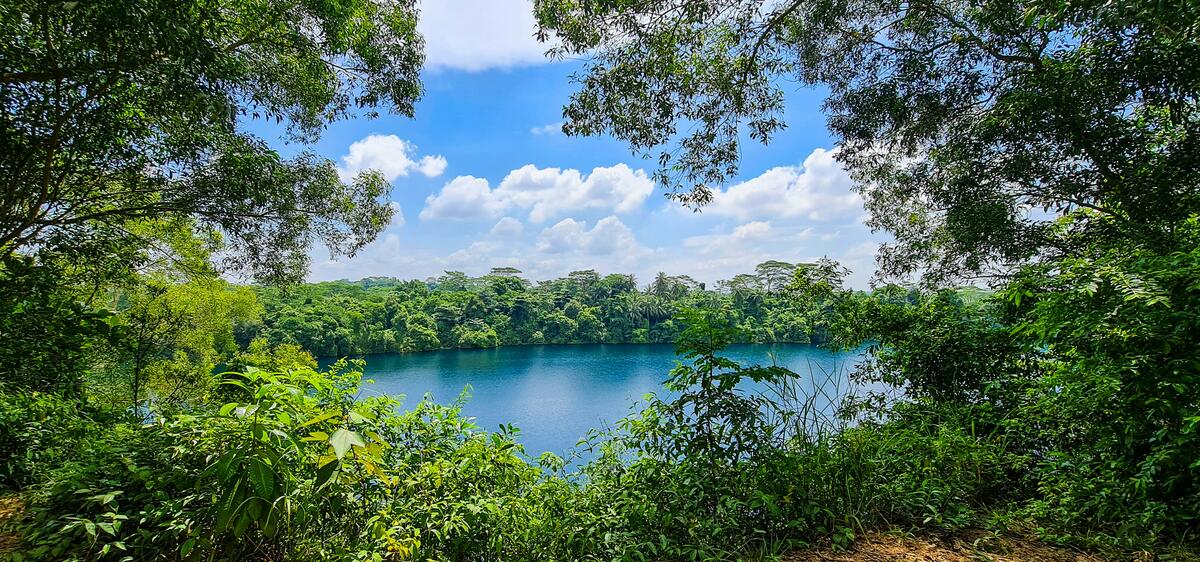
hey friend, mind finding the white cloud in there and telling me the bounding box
[305,205,414,281]
[530,122,563,135]
[417,155,448,178]
[536,216,642,255]
[432,215,654,281]
[418,0,552,71]
[489,216,524,237]
[702,148,862,222]
[731,220,772,240]
[420,163,654,222]
[842,241,879,260]
[444,240,505,268]
[675,222,774,275]
[311,146,888,288]
[389,202,406,228]
[338,134,447,182]
[419,176,508,220]
[683,221,774,255]
[654,216,886,287]
[499,164,653,222]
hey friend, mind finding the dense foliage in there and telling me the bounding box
[535,0,1200,552]
[1,306,1036,562]
[245,262,843,356]
[1,0,1197,559]
[1,0,421,284]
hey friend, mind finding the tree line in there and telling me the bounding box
[245,261,847,357]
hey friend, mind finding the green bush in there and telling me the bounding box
[0,386,105,490]
[12,361,566,561]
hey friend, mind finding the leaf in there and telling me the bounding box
[233,511,251,538]
[214,480,241,532]
[315,458,340,490]
[248,458,276,498]
[298,409,340,429]
[180,538,196,557]
[302,431,329,443]
[329,428,365,460]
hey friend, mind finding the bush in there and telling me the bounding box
[13,361,565,561]
[0,255,117,395]
[0,386,105,490]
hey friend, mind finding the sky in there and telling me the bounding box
[272,0,887,289]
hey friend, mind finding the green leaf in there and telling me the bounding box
[180,538,196,557]
[315,458,340,490]
[329,428,365,460]
[248,458,276,498]
[298,409,340,429]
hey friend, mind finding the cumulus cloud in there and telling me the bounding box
[501,164,654,222]
[730,220,772,240]
[419,176,507,220]
[489,216,524,237]
[702,148,862,222]
[683,221,774,256]
[417,155,448,178]
[656,217,878,286]
[685,220,767,243]
[536,216,642,256]
[530,122,563,135]
[419,163,654,222]
[337,134,448,182]
[433,216,653,281]
[418,0,552,71]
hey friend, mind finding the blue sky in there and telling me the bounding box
[275,0,886,288]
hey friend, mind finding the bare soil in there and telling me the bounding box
[0,495,20,554]
[783,531,1143,562]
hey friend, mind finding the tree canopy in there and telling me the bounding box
[248,261,839,356]
[536,0,1200,541]
[1,0,424,284]
[535,0,1199,282]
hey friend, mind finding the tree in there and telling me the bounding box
[94,277,261,409]
[1,0,424,284]
[535,0,1199,282]
[754,260,796,293]
[488,267,524,278]
[598,273,637,298]
[434,271,474,292]
[536,0,1200,538]
[649,272,695,300]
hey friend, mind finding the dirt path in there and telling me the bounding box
[0,495,21,554]
[783,531,1132,562]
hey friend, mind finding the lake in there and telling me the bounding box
[344,343,865,457]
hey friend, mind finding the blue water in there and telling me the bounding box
[345,344,864,457]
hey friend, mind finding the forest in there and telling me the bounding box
[248,261,860,356]
[1,0,1197,560]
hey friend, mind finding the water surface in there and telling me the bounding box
[346,344,863,457]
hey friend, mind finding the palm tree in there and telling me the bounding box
[634,294,671,328]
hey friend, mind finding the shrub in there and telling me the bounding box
[0,386,105,490]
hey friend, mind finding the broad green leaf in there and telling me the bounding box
[330,428,365,460]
